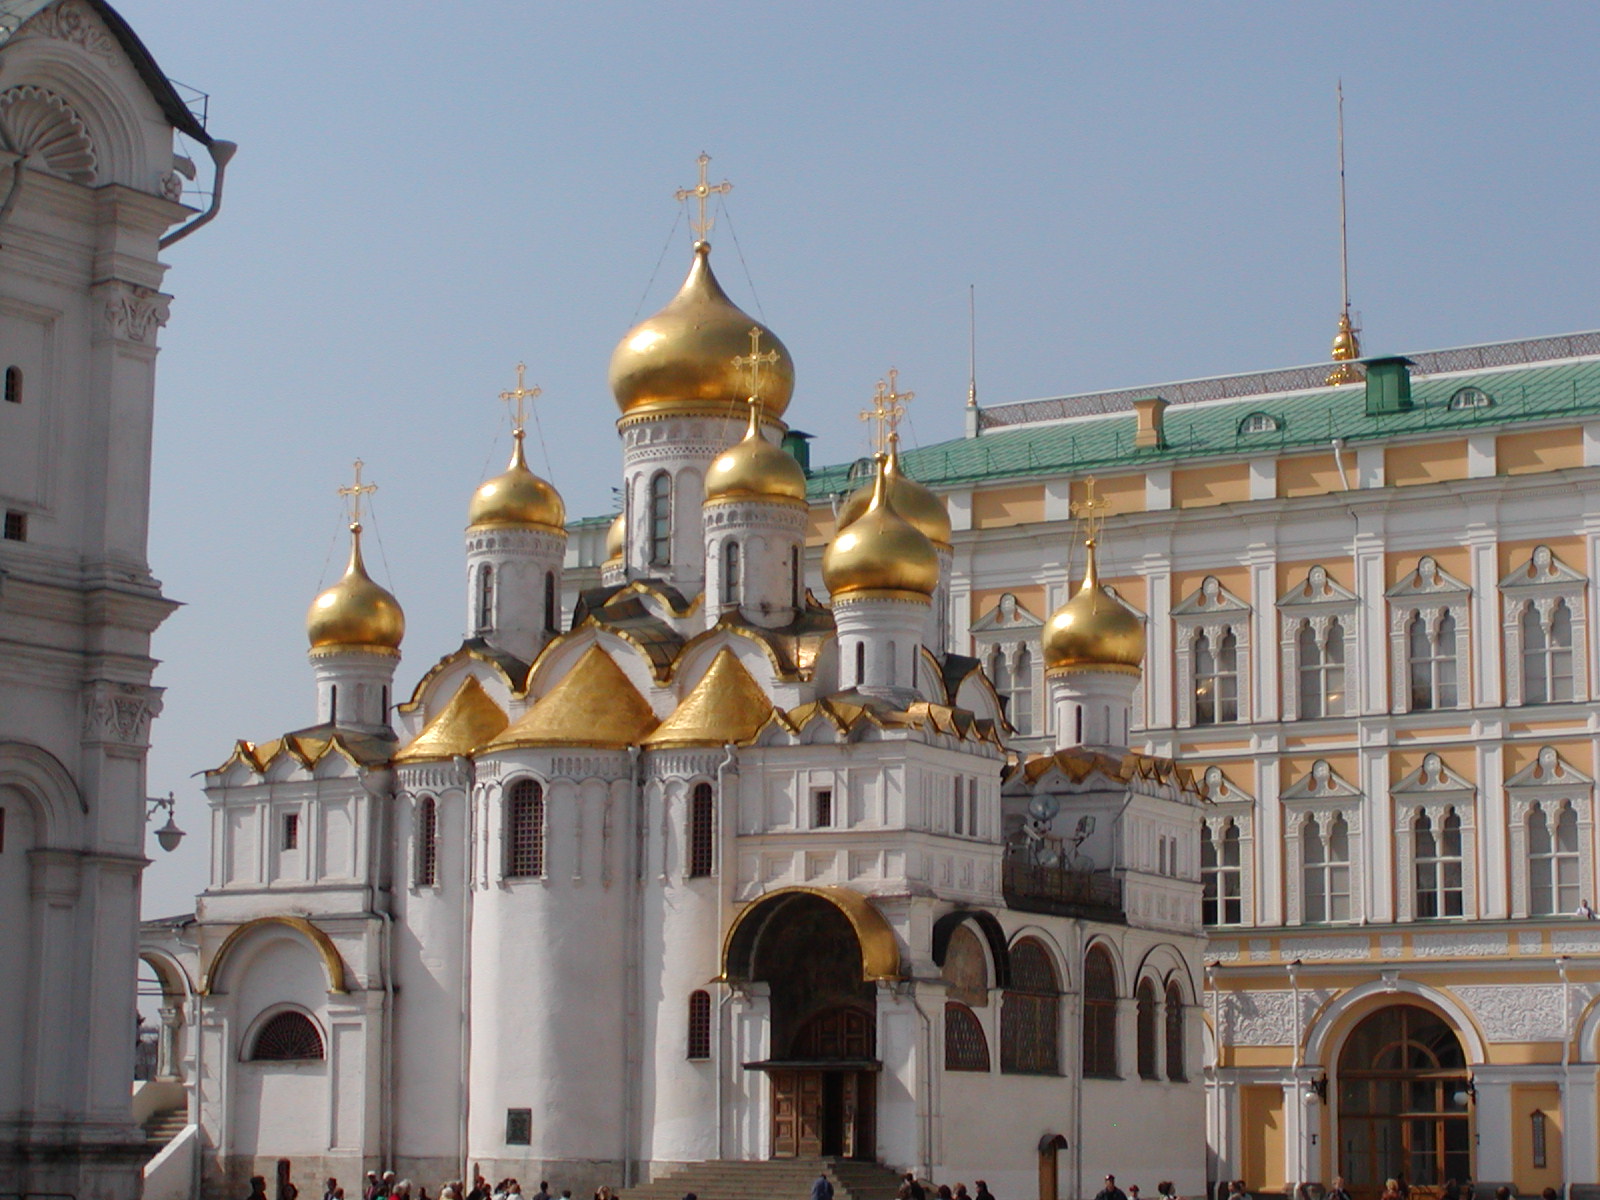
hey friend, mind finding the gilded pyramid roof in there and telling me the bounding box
[394,675,509,763]
[643,647,782,748]
[485,645,658,750]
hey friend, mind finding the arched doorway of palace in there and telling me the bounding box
[1336,1004,1471,1191]
[722,887,901,1160]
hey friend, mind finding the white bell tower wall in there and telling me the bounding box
[464,525,567,663]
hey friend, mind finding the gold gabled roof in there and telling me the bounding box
[394,675,508,763]
[1017,747,1195,791]
[643,647,783,748]
[208,729,395,777]
[485,645,658,750]
[783,695,1002,746]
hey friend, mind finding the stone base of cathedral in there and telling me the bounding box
[0,1124,149,1200]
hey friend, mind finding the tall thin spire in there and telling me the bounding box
[1327,80,1363,385]
[967,284,977,410]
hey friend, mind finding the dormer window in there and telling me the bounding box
[1447,385,1492,411]
[1238,411,1280,435]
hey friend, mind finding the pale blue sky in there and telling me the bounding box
[131,1,1600,915]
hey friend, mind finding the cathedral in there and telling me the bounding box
[141,225,1209,1196]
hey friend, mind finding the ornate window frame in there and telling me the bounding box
[970,592,1046,740]
[1385,556,1472,714]
[1391,753,1476,922]
[1200,765,1255,927]
[1501,545,1588,707]
[1507,747,1595,918]
[1173,576,1252,729]
[1282,760,1364,925]
[1279,564,1359,721]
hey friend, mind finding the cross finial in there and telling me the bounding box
[731,325,779,402]
[859,369,912,455]
[337,459,378,529]
[674,152,732,244]
[499,362,542,436]
[1070,475,1108,542]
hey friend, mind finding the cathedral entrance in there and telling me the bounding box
[721,887,901,1163]
[1337,1004,1471,1193]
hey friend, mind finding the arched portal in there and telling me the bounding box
[1336,1004,1470,1190]
[724,887,898,1160]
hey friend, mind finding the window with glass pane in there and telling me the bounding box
[1012,647,1033,734]
[1414,810,1463,918]
[649,472,672,565]
[1303,815,1352,923]
[1201,822,1243,925]
[1081,945,1117,1078]
[1408,612,1458,710]
[1165,982,1186,1081]
[1297,619,1347,720]
[477,565,494,632]
[1523,601,1575,705]
[1529,803,1581,915]
[1136,979,1160,1080]
[722,541,740,605]
[1194,630,1239,724]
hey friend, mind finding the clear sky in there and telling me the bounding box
[130,0,1600,916]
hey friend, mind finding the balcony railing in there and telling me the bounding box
[1002,859,1124,920]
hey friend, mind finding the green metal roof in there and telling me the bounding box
[804,356,1600,498]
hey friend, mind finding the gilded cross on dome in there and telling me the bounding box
[499,362,542,435]
[337,459,377,528]
[675,152,732,244]
[732,326,779,402]
[859,369,912,455]
[1071,475,1108,542]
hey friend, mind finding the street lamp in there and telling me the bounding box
[145,792,186,853]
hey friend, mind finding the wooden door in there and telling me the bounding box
[771,1070,825,1158]
[796,1071,824,1156]
[840,1072,861,1159]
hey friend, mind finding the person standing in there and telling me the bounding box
[1095,1176,1128,1200]
[812,1173,835,1200]
[1326,1178,1351,1200]
[246,1179,269,1200]
[975,1182,995,1200]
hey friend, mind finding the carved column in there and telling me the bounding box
[155,1004,182,1082]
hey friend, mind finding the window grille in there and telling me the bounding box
[688,782,715,877]
[1136,978,1160,1080]
[686,990,712,1060]
[417,797,439,887]
[944,1002,991,1071]
[506,779,544,879]
[1002,938,1061,1075]
[250,1011,323,1061]
[1081,944,1118,1078]
[1165,981,1186,1081]
[649,473,672,565]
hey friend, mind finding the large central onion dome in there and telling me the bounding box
[705,400,808,503]
[1041,540,1144,672]
[467,430,565,532]
[609,242,794,420]
[836,436,951,545]
[307,524,406,654]
[822,454,939,599]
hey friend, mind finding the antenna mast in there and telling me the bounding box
[1326,80,1364,385]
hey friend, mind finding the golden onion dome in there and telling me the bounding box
[705,400,808,504]
[609,241,794,420]
[1330,310,1362,361]
[307,524,406,653]
[467,431,565,532]
[1041,540,1144,672]
[822,454,940,599]
[836,437,951,545]
[604,511,625,561]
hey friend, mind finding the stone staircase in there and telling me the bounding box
[142,1104,188,1152]
[625,1158,906,1200]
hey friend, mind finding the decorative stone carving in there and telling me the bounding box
[1411,931,1509,958]
[21,1,116,58]
[1219,987,1330,1046]
[1453,984,1570,1042]
[97,283,171,343]
[81,680,163,747]
[1278,935,1368,961]
[0,85,96,184]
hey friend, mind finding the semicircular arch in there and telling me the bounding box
[201,916,348,997]
[0,739,85,843]
[933,909,1012,989]
[1302,979,1486,1067]
[723,885,902,983]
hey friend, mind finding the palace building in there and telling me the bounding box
[142,216,1209,1198]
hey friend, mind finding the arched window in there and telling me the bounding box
[945,1002,991,1071]
[1001,937,1059,1075]
[941,924,990,1006]
[791,545,802,607]
[1414,809,1463,918]
[1012,647,1033,734]
[1238,411,1279,435]
[1194,630,1239,724]
[505,779,544,879]
[1297,619,1346,719]
[649,472,672,566]
[686,989,712,1060]
[3,366,19,404]
[1082,944,1118,1078]
[477,565,494,633]
[854,642,866,688]
[1447,385,1493,411]
[1408,611,1459,710]
[1303,814,1352,923]
[1522,600,1574,705]
[1136,978,1159,1079]
[721,540,741,606]
[249,1011,324,1061]
[416,796,438,887]
[544,571,557,633]
[688,781,715,878]
[1529,802,1580,915]
[953,776,964,835]
[1165,981,1186,1081]
[990,647,1011,706]
[329,684,338,723]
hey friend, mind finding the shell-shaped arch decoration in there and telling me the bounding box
[0,85,97,184]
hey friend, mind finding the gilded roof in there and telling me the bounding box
[485,645,658,750]
[643,648,784,748]
[785,695,1002,746]
[1017,747,1195,791]
[208,725,397,777]
[394,675,508,763]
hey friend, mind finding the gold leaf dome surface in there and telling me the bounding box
[467,432,565,531]
[837,442,951,545]
[605,511,625,561]
[822,457,939,599]
[609,242,794,419]
[705,402,808,503]
[1041,541,1144,672]
[307,525,405,653]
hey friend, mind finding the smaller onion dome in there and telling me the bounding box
[822,453,939,599]
[705,399,807,504]
[608,241,795,420]
[604,511,625,562]
[836,436,951,546]
[467,430,565,532]
[1041,539,1144,672]
[307,523,405,653]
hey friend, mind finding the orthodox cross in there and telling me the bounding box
[675,152,732,243]
[1070,475,1108,542]
[338,459,377,527]
[499,361,542,435]
[859,369,912,455]
[731,326,779,401]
